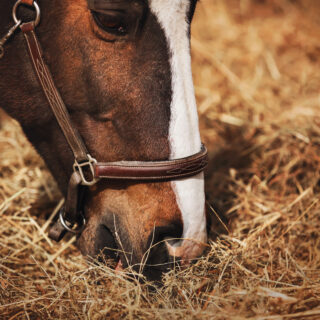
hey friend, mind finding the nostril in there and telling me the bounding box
[94,224,118,262]
[145,224,183,264]
[152,224,183,247]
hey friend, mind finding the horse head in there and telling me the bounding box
[0,0,207,277]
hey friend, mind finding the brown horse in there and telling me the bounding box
[0,0,206,276]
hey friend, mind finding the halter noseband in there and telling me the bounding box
[1,0,208,241]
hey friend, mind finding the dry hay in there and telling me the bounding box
[1,0,320,319]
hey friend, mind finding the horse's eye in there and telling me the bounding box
[92,11,128,36]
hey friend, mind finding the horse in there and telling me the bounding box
[0,0,207,277]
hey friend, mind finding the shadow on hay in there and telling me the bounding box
[205,124,257,240]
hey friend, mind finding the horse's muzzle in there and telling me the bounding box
[86,222,185,278]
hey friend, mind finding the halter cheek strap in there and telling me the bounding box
[7,0,209,242]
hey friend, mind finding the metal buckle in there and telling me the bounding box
[73,154,98,186]
[12,0,41,27]
[59,210,86,235]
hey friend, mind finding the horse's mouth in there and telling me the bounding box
[93,223,180,278]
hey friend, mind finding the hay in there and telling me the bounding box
[1,0,320,318]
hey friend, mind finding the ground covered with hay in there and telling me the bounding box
[1,0,320,319]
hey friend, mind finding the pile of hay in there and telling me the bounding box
[1,0,319,318]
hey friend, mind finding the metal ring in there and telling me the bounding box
[13,0,41,27]
[59,211,86,234]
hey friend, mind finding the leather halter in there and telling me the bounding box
[1,0,208,241]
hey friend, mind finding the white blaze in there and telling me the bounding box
[149,0,207,258]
